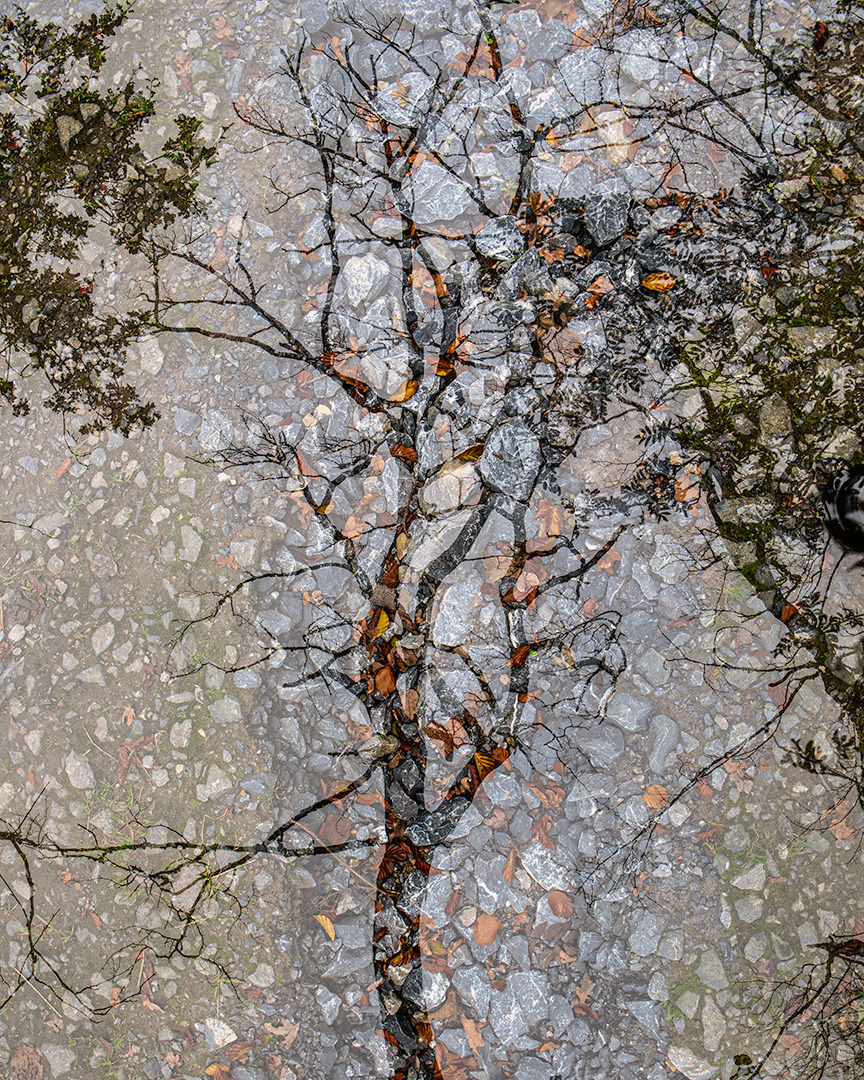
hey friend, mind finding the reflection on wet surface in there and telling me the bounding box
[1,0,863,1078]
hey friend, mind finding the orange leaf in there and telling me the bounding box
[473,912,501,946]
[390,444,418,462]
[584,275,614,310]
[595,545,621,574]
[502,848,518,883]
[547,890,573,918]
[54,458,72,479]
[641,271,676,292]
[642,784,669,809]
[698,777,713,798]
[205,1065,231,1080]
[314,914,336,941]
[391,379,419,402]
[780,603,801,622]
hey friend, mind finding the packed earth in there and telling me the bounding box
[1,0,863,1079]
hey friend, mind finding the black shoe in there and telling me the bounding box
[822,464,864,551]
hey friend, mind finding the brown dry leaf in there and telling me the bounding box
[547,890,574,918]
[141,999,165,1013]
[122,705,135,726]
[641,271,676,291]
[509,644,530,668]
[9,1044,43,1080]
[698,777,713,798]
[445,889,461,917]
[314,914,336,941]
[502,848,519,883]
[461,1017,485,1055]
[780,603,802,622]
[226,1042,254,1063]
[642,784,669,809]
[343,515,366,539]
[205,1065,231,1080]
[829,798,857,843]
[88,911,102,931]
[595,545,621,574]
[263,1021,300,1047]
[391,379,419,402]
[473,912,501,946]
[584,274,614,310]
[402,687,419,719]
[374,664,397,696]
[54,458,71,480]
[165,1051,181,1069]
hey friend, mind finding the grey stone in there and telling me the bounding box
[624,999,662,1040]
[584,178,631,246]
[648,972,668,1000]
[174,408,201,435]
[578,721,624,767]
[648,713,679,773]
[667,1046,716,1080]
[410,162,473,224]
[697,948,729,990]
[731,864,766,891]
[606,691,652,732]
[702,996,727,1052]
[198,409,234,451]
[453,966,491,1018]
[480,419,541,500]
[315,985,341,1024]
[41,1045,76,1077]
[489,971,548,1043]
[629,910,666,957]
[735,896,763,923]
[209,696,242,723]
[475,216,523,261]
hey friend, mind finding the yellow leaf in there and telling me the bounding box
[641,271,676,292]
[391,379,419,402]
[374,610,390,638]
[643,784,669,809]
[314,914,336,941]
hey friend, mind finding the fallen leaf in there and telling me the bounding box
[642,784,669,809]
[473,912,501,946]
[780,603,801,622]
[390,444,418,462]
[547,890,574,918]
[205,1065,231,1080]
[374,664,397,696]
[226,1042,254,1063]
[122,705,135,726]
[829,797,857,843]
[595,545,621,574]
[314,914,336,941]
[698,777,713,798]
[461,1017,485,1055]
[641,271,676,291]
[263,1021,299,1047]
[813,20,830,50]
[141,998,165,1013]
[584,274,614,310]
[391,379,419,402]
[502,848,519,883]
[445,889,461,917]
[509,644,530,667]
[54,458,71,479]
